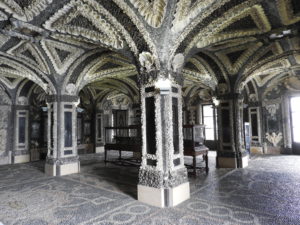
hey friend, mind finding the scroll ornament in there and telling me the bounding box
[266,132,282,147]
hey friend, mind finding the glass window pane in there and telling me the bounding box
[203,105,213,116]
[293,127,300,143]
[291,97,300,112]
[64,112,73,147]
[19,117,26,144]
[205,129,214,140]
[203,117,214,129]
[292,112,300,128]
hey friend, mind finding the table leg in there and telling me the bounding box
[205,153,209,173]
[193,156,196,175]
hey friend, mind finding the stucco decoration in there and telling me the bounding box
[265,104,280,118]
[41,39,84,75]
[244,42,283,73]
[198,89,212,101]
[0,34,9,48]
[102,99,113,111]
[0,87,11,154]
[139,51,156,73]
[17,96,29,106]
[77,54,137,90]
[0,106,10,154]
[172,0,217,32]
[0,128,7,153]
[249,94,258,102]
[266,132,283,147]
[171,53,185,73]
[182,56,218,89]
[218,83,229,95]
[7,40,50,74]
[0,54,50,92]
[215,42,263,75]
[186,3,271,53]
[66,83,76,95]
[43,0,126,50]
[0,0,52,21]
[0,10,7,21]
[0,87,11,105]
[129,0,167,28]
[277,0,300,25]
[107,94,130,107]
[284,76,300,91]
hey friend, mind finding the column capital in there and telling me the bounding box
[139,70,183,87]
[46,95,79,103]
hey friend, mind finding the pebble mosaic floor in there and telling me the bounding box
[0,152,300,225]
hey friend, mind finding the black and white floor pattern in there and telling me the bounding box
[0,152,300,225]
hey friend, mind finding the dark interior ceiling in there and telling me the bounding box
[0,0,299,102]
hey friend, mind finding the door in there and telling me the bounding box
[291,97,300,154]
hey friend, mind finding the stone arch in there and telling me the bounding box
[0,53,56,95]
[234,50,300,94]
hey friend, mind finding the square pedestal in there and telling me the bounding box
[138,182,190,208]
[14,154,30,164]
[218,156,237,168]
[45,161,80,176]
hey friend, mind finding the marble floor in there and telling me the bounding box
[0,152,300,225]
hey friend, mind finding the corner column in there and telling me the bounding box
[13,102,30,164]
[138,75,190,208]
[216,94,249,168]
[45,95,80,176]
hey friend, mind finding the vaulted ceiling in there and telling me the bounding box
[0,0,299,103]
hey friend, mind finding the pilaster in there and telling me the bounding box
[138,72,190,208]
[13,104,30,164]
[45,95,80,176]
[216,94,249,168]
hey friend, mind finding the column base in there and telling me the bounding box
[217,152,249,168]
[281,147,293,154]
[13,154,30,164]
[238,154,249,168]
[217,156,237,168]
[45,160,80,176]
[138,182,190,208]
[250,146,263,154]
[95,146,104,153]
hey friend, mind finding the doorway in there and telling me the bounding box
[291,96,300,154]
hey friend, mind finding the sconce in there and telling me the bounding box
[155,78,171,95]
[212,97,220,106]
[77,107,84,113]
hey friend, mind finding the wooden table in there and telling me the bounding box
[184,146,209,175]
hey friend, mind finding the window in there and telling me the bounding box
[291,97,300,143]
[202,105,217,140]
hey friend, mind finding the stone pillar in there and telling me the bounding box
[216,94,249,168]
[137,75,190,208]
[45,95,80,176]
[282,94,292,154]
[13,103,30,164]
[248,104,263,154]
[234,94,249,168]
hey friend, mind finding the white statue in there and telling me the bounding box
[266,132,282,147]
[139,52,155,73]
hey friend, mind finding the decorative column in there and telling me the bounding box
[45,95,80,176]
[137,71,190,208]
[234,94,249,168]
[13,97,30,163]
[281,93,292,154]
[216,93,249,168]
